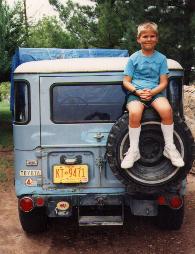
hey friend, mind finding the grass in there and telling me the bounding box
[0,100,12,120]
[0,83,13,185]
[0,100,13,184]
[0,100,13,149]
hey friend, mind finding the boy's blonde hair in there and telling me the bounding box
[137,22,158,37]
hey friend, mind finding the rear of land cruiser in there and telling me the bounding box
[13,56,195,233]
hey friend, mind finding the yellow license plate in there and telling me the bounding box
[53,164,88,183]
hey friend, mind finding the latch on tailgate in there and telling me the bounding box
[94,132,104,142]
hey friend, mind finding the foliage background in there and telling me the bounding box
[0,0,195,84]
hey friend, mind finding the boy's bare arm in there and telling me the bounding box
[151,75,168,96]
[123,76,145,97]
[142,75,168,101]
[123,76,136,92]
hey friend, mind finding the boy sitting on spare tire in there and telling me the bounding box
[121,21,184,169]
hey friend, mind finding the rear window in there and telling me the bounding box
[14,81,30,124]
[51,83,126,123]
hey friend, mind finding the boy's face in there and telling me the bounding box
[137,29,158,52]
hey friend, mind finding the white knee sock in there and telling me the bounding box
[129,126,141,151]
[161,123,175,148]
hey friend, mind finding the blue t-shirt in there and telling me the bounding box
[124,50,169,90]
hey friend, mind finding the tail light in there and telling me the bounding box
[169,196,183,209]
[19,197,34,212]
[157,195,166,205]
[35,196,45,207]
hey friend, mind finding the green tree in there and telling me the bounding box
[0,0,26,82]
[94,0,123,48]
[49,0,97,47]
[26,16,79,48]
[0,0,10,81]
[49,0,125,48]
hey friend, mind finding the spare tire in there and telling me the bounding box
[106,108,194,193]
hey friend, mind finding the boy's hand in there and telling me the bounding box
[143,88,153,100]
[137,89,153,101]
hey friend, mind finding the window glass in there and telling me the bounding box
[14,81,29,123]
[52,83,126,123]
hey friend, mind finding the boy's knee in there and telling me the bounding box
[155,103,172,116]
[160,107,173,123]
[129,111,142,124]
[129,110,142,118]
[163,106,173,116]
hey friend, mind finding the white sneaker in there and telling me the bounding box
[163,145,185,167]
[121,149,140,169]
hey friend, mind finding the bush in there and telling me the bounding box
[0,82,10,102]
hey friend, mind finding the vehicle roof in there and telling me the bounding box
[14,57,183,74]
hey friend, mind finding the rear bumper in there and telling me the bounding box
[18,190,185,218]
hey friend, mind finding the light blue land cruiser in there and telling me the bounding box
[12,49,195,233]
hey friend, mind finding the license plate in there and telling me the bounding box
[53,164,88,183]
